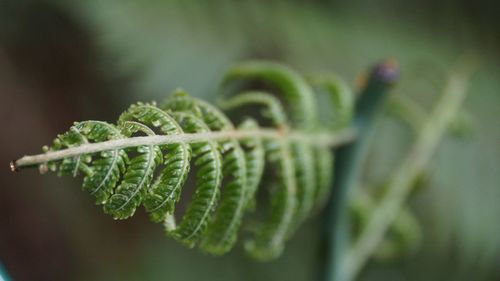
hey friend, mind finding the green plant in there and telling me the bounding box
[323,58,475,281]
[11,61,356,261]
[11,59,474,281]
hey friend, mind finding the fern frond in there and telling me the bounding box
[168,111,223,247]
[291,144,317,226]
[162,91,251,254]
[309,74,354,130]
[245,139,298,260]
[224,61,318,129]
[217,89,309,258]
[236,119,265,211]
[313,147,335,210]
[119,102,192,223]
[217,91,288,126]
[51,127,90,177]
[103,121,163,219]
[12,61,357,260]
[75,121,128,205]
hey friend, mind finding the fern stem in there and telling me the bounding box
[12,128,356,171]
[342,59,475,281]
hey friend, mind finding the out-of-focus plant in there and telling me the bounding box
[325,59,475,281]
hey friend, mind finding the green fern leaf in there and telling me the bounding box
[103,121,163,219]
[290,143,317,224]
[13,61,360,261]
[245,139,298,260]
[50,127,90,177]
[120,103,191,223]
[168,112,223,247]
[221,65,323,258]
[235,118,265,211]
[224,61,318,128]
[162,91,252,254]
[77,121,128,205]
[313,147,335,209]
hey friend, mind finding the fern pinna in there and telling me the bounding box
[12,61,369,261]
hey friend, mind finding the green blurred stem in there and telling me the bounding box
[324,60,398,281]
[342,61,475,281]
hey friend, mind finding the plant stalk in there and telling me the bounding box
[12,128,356,171]
[342,60,475,281]
[323,59,399,281]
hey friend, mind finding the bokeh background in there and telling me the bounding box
[1,1,499,280]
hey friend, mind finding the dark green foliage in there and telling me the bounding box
[244,139,298,260]
[122,103,192,223]
[103,121,163,219]
[313,147,335,210]
[39,61,354,260]
[75,121,128,205]
[162,91,251,253]
[168,112,223,247]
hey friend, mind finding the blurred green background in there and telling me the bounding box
[0,1,499,280]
